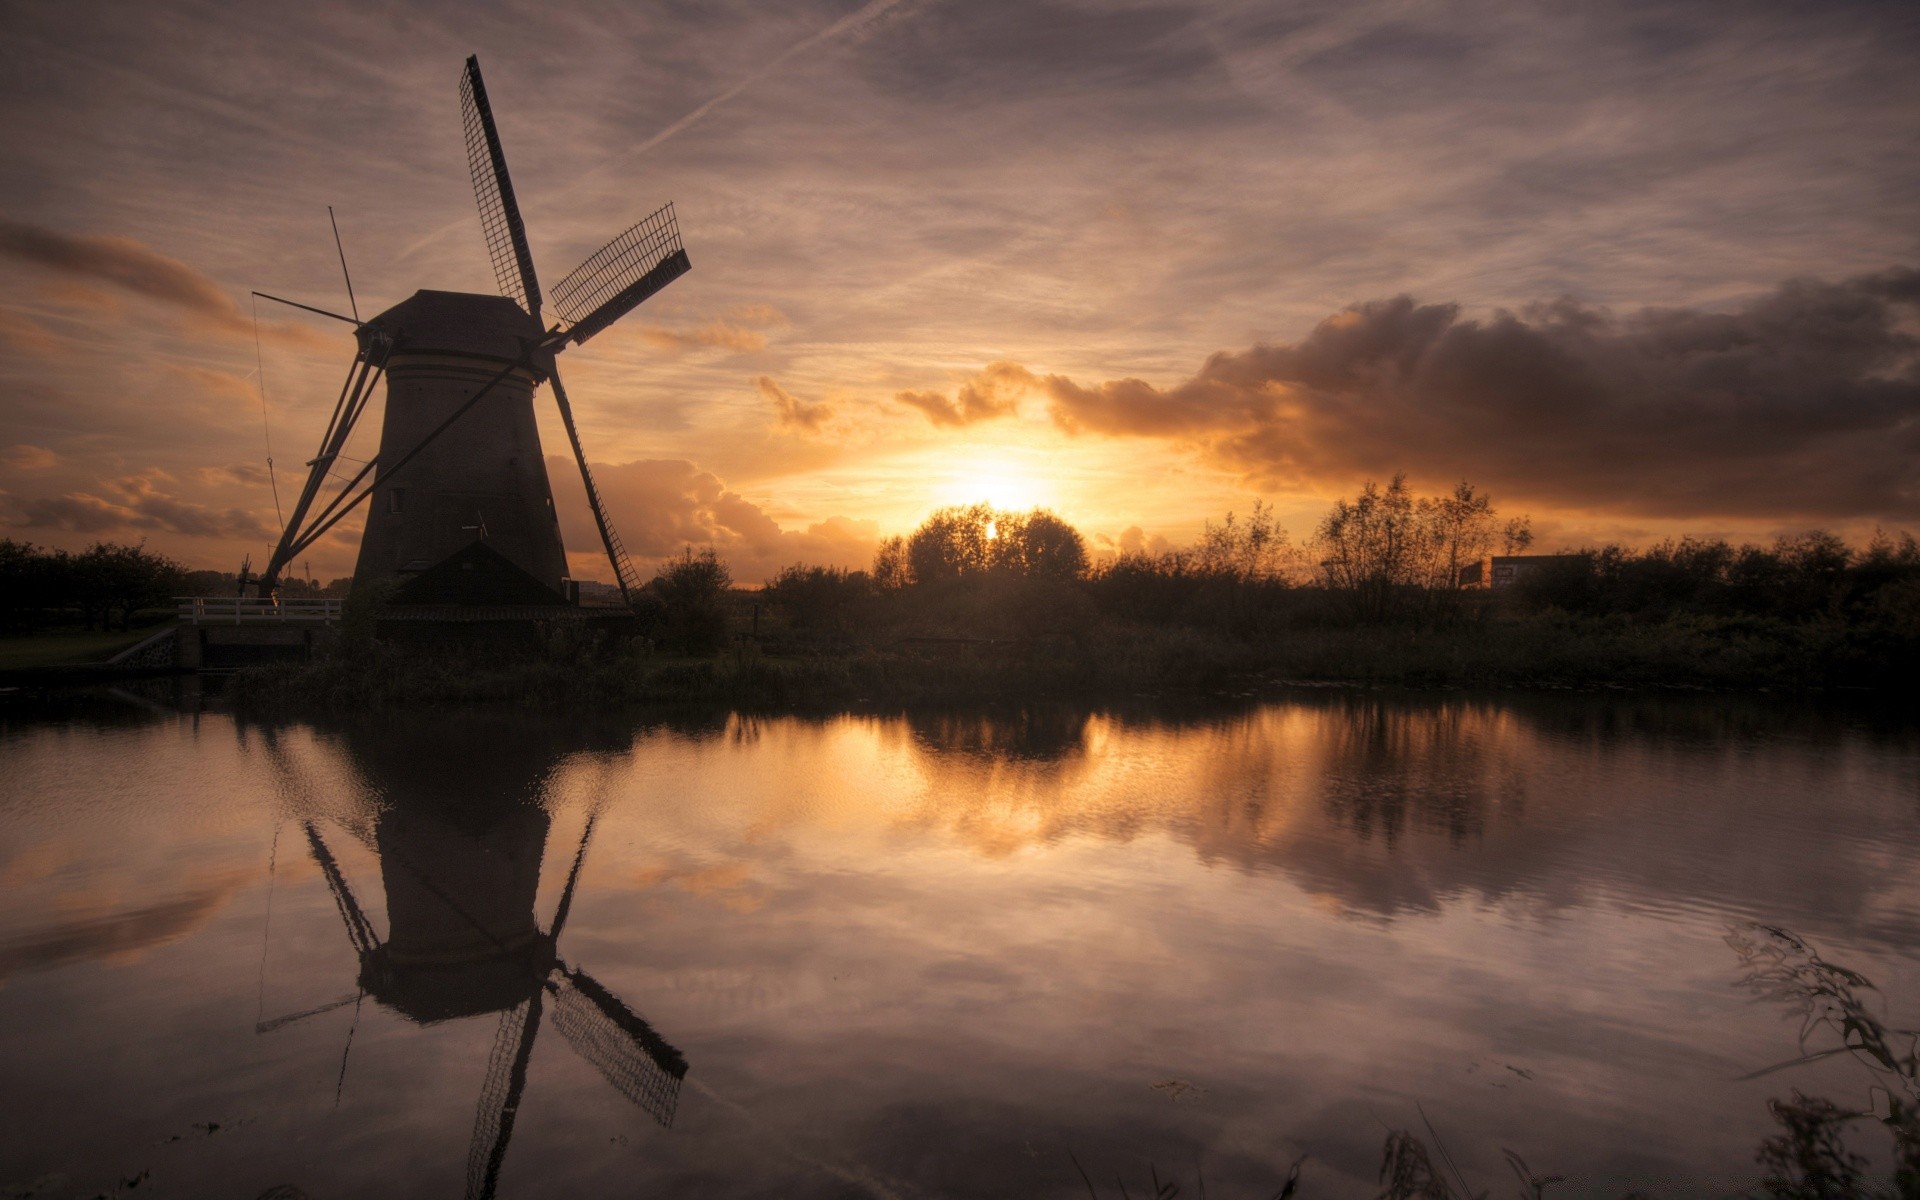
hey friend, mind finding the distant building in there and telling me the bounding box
[1458,554,1572,590]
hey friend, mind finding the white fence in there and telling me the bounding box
[177,597,342,625]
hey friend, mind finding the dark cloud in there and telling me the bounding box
[1041,268,1920,520]
[4,472,271,539]
[895,361,1034,428]
[0,218,321,347]
[756,375,831,431]
[0,219,243,327]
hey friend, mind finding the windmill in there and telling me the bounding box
[255,55,691,606]
[255,727,687,1200]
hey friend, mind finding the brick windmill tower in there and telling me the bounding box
[256,56,690,608]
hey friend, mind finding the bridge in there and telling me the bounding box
[177,597,343,625]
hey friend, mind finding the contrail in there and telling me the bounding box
[620,0,908,162]
[400,0,911,265]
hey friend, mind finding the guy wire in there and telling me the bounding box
[252,293,286,529]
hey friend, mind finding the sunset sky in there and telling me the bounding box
[1,0,1915,584]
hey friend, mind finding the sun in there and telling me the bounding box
[931,451,1053,513]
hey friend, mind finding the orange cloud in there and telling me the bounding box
[2,444,58,470]
[727,303,789,326]
[896,360,1034,427]
[546,455,878,584]
[4,471,272,539]
[757,375,831,432]
[640,320,767,354]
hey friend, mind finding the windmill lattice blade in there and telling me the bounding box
[466,994,541,1200]
[460,56,543,318]
[550,205,689,345]
[548,368,639,602]
[548,966,687,1127]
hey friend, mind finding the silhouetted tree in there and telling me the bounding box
[650,547,732,654]
[895,503,1088,586]
[0,540,65,631]
[1315,475,1434,619]
[1314,477,1534,617]
[988,509,1088,580]
[763,564,872,635]
[872,536,912,591]
[906,502,995,585]
[82,542,184,629]
[1196,500,1294,581]
[1429,481,1531,590]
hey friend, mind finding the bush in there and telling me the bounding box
[650,547,732,655]
[763,564,873,637]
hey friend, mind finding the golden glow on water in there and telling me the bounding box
[3,696,1919,1196]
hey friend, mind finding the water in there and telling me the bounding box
[2,689,1917,1198]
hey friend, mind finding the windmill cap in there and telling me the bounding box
[357,289,548,369]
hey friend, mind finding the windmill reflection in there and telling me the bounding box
[258,720,686,1200]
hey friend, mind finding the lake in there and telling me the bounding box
[3,688,1917,1198]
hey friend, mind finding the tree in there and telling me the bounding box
[898,503,1089,586]
[78,542,184,630]
[1196,500,1292,580]
[906,503,995,586]
[649,547,732,654]
[1426,482,1530,590]
[0,540,68,631]
[989,509,1088,580]
[1315,475,1432,619]
[763,564,872,634]
[872,536,912,591]
[1313,477,1530,618]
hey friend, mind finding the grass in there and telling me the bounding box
[0,623,174,670]
[221,607,1914,717]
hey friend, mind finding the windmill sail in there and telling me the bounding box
[547,965,688,1127]
[466,994,543,1200]
[550,205,691,346]
[460,56,543,319]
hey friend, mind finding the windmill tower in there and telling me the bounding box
[256,56,691,607]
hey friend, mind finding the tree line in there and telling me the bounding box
[746,478,1920,652]
[0,539,362,634]
[0,540,186,632]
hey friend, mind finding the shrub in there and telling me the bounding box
[650,547,732,655]
[763,564,874,636]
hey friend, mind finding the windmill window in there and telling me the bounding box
[389,488,406,514]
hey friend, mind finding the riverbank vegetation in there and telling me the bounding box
[752,477,1919,694]
[0,539,186,632]
[227,477,1920,711]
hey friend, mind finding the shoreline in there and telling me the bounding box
[215,619,1913,716]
